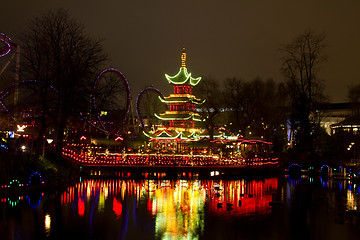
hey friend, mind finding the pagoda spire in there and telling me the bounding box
[165,47,201,86]
[181,47,186,68]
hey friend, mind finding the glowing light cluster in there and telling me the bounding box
[165,49,202,87]
[142,49,205,142]
[154,113,202,122]
[1,172,44,189]
[53,177,281,239]
[45,214,51,236]
[181,48,186,68]
[62,143,279,167]
[158,95,205,105]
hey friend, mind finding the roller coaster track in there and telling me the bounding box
[0,32,18,76]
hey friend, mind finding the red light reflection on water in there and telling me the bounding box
[59,177,277,221]
[78,198,85,216]
[207,178,278,217]
[112,197,122,219]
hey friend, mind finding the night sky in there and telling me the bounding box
[1,0,359,103]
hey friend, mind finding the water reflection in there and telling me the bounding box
[285,175,360,213]
[44,214,51,237]
[151,180,205,239]
[57,178,277,239]
[2,176,360,239]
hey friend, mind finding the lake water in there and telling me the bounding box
[1,174,360,240]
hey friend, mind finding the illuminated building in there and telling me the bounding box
[144,48,205,151]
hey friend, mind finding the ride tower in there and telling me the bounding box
[144,48,205,152]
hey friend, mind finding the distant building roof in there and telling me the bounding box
[317,102,352,111]
[331,115,360,128]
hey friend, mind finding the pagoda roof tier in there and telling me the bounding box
[159,94,205,105]
[165,67,201,86]
[143,129,201,141]
[155,112,202,121]
[158,111,201,117]
[156,126,202,133]
[164,48,201,86]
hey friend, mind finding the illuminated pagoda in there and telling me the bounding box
[144,48,205,151]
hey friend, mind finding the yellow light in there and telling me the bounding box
[45,214,51,236]
[168,93,195,98]
[17,125,27,132]
[181,48,186,68]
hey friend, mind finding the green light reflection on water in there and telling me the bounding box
[154,180,205,240]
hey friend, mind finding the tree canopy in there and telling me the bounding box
[280,30,327,153]
[20,9,107,157]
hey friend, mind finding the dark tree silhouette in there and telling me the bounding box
[280,30,327,154]
[20,9,107,159]
[192,78,222,141]
[223,77,288,152]
[348,84,360,115]
[223,78,249,135]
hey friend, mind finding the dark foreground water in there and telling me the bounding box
[1,174,360,240]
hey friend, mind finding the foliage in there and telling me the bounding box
[192,76,289,152]
[223,77,288,152]
[192,77,223,140]
[19,9,107,158]
[280,30,327,154]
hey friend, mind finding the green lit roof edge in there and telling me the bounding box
[165,67,201,86]
[155,113,202,122]
[158,96,205,105]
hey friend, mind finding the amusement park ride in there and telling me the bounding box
[0,33,18,73]
[0,32,20,116]
[0,32,166,139]
[1,32,195,140]
[0,32,133,138]
[1,32,277,168]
